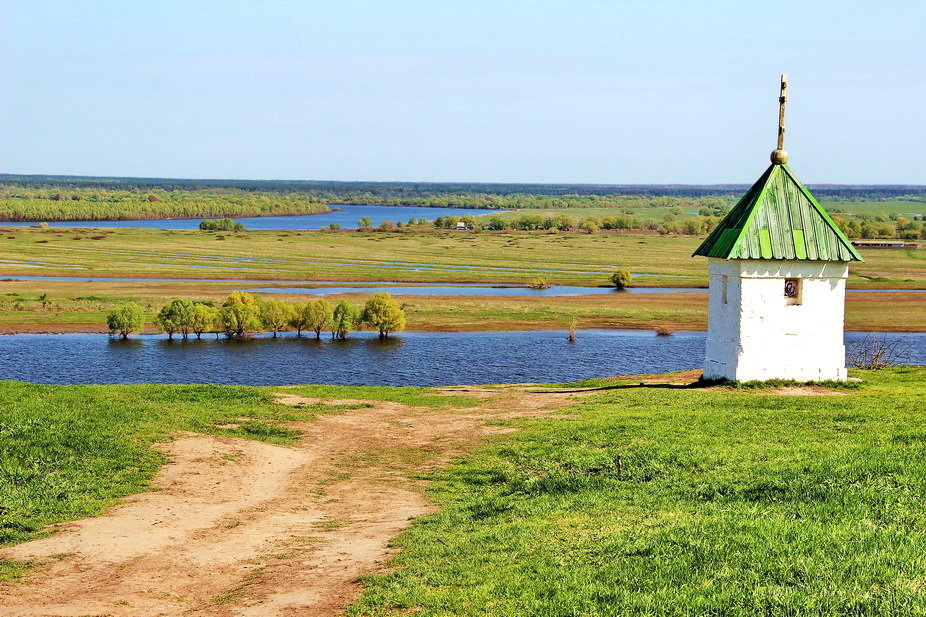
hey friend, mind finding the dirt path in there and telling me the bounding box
[0,387,578,617]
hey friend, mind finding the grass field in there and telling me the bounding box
[2,283,925,333]
[0,381,467,581]
[0,226,923,332]
[824,199,926,217]
[3,368,926,614]
[351,366,926,616]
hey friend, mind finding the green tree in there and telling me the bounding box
[579,218,599,234]
[290,302,310,335]
[683,217,706,235]
[553,215,574,231]
[155,298,195,340]
[357,216,374,229]
[224,291,259,307]
[219,304,261,338]
[611,269,632,289]
[190,303,219,339]
[439,215,461,229]
[486,216,508,231]
[261,299,295,338]
[361,293,406,338]
[154,306,177,339]
[301,298,333,339]
[170,298,195,339]
[199,218,245,231]
[219,294,261,337]
[331,300,360,340]
[106,302,145,339]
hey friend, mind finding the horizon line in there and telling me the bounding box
[2,172,924,191]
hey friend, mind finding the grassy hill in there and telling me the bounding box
[2,368,925,615]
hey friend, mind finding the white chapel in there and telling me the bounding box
[693,75,863,382]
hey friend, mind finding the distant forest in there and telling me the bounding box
[3,173,926,201]
[0,173,923,238]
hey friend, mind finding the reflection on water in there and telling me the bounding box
[1,330,922,387]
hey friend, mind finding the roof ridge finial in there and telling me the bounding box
[771,74,789,164]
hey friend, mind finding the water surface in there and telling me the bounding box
[0,205,501,231]
[1,330,921,387]
[2,275,920,296]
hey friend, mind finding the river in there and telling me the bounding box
[0,204,500,230]
[1,330,922,386]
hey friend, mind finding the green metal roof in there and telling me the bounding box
[693,163,863,262]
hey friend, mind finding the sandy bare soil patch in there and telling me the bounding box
[0,388,574,617]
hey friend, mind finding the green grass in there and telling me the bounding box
[0,383,307,563]
[349,367,926,616]
[0,380,470,582]
[823,199,926,217]
[0,225,922,335]
[4,371,926,612]
[0,225,920,290]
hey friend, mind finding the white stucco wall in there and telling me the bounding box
[703,258,849,382]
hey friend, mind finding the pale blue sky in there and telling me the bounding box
[2,1,924,184]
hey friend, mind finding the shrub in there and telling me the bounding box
[199,218,246,231]
[611,269,632,289]
[527,278,551,290]
[847,334,910,369]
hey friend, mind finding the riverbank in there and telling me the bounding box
[0,208,332,223]
[1,288,925,334]
[2,226,923,333]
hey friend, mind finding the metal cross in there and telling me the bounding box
[777,74,788,151]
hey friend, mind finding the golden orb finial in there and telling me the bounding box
[771,149,789,164]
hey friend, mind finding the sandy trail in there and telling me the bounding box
[0,387,576,617]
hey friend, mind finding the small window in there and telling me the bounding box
[784,278,802,305]
[721,276,728,305]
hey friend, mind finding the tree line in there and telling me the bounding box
[0,186,330,222]
[351,207,728,237]
[829,212,926,240]
[106,292,406,340]
[7,173,926,200]
[5,180,922,239]
[0,183,734,222]
[354,209,925,240]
